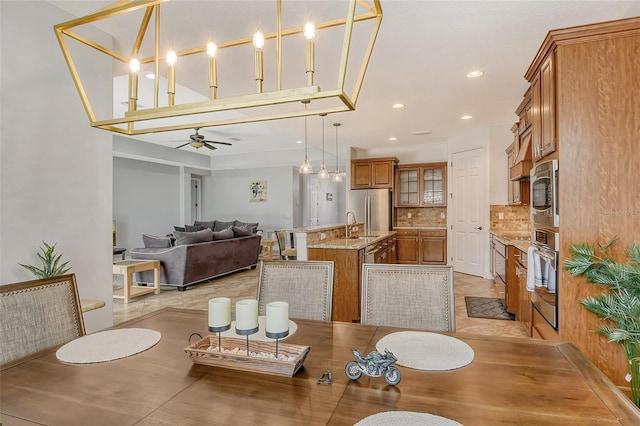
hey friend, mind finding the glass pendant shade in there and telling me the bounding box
[318,165,329,178]
[300,159,313,174]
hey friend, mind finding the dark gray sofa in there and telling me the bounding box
[130,234,261,291]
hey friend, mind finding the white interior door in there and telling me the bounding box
[451,148,486,276]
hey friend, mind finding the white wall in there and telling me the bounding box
[0,2,113,332]
[113,157,182,250]
[202,167,299,232]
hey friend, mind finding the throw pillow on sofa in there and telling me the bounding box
[213,220,235,232]
[174,228,213,245]
[212,228,234,240]
[231,226,253,238]
[185,224,205,232]
[194,220,215,231]
[142,234,173,248]
[234,220,259,234]
[174,225,186,232]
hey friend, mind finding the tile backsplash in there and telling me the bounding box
[490,204,530,235]
[395,207,447,227]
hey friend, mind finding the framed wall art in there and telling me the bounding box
[250,180,267,202]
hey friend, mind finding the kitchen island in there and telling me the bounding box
[307,231,396,322]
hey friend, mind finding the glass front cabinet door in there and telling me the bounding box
[396,163,447,207]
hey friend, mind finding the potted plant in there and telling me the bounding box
[19,241,71,278]
[564,238,640,406]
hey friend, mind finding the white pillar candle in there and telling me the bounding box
[235,299,259,331]
[208,297,231,328]
[266,301,289,334]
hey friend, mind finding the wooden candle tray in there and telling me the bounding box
[184,335,310,377]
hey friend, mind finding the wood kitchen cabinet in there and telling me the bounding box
[420,230,447,264]
[396,228,446,265]
[516,252,532,337]
[506,137,530,206]
[530,54,557,162]
[395,229,419,264]
[505,246,520,315]
[395,163,447,207]
[350,157,398,189]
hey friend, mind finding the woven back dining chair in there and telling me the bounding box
[0,273,85,369]
[361,264,455,332]
[275,230,297,260]
[257,260,334,321]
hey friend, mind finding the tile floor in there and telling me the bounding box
[113,268,529,338]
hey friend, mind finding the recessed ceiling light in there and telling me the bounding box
[392,103,405,109]
[145,73,155,79]
[466,70,483,78]
[412,130,432,135]
[461,115,472,120]
[389,137,398,141]
[296,140,303,144]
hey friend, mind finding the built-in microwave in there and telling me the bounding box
[530,159,559,228]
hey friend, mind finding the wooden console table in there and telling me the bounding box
[259,239,277,259]
[112,259,160,303]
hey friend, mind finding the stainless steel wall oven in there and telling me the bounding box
[530,227,559,329]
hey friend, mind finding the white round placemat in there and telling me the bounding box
[376,331,474,371]
[56,328,161,364]
[221,316,297,342]
[355,411,463,426]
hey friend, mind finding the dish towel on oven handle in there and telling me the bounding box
[527,246,541,291]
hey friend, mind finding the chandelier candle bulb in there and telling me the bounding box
[266,302,289,335]
[166,49,177,105]
[208,297,231,331]
[235,299,259,334]
[128,58,140,111]
[206,41,218,99]
[253,31,265,93]
[304,21,315,86]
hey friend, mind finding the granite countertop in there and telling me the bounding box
[292,223,361,233]
[307,230,397,250]
[394,226,447,230]
[490,230,531,252]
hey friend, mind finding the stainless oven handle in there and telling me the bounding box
[533,246,556,262]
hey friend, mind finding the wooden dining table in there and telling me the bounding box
[1,307,639,425]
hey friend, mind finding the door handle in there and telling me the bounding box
[474,226,483,230]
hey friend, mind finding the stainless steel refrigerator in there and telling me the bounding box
[347,189,393,235]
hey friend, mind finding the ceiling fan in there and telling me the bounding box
[175,128,233,150]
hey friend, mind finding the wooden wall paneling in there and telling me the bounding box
[557,34,640,388]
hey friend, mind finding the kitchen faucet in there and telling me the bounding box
[346,211,357,238]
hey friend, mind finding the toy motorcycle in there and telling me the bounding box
[345,348,401,386]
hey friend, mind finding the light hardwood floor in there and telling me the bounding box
[113,267,529,338]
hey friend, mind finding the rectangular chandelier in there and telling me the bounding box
[53,0,382,136]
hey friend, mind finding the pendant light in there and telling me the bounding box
[318,113,329,178]
[299,101,313,174]
[332,122,343,182]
